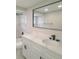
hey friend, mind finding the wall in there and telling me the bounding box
[16,14,27,38]
[20,14,27,33]
[24,9,33,33]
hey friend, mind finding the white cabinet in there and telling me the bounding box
[30,51,40,59]
[42,47,62,59]
[22,37,62,59]
[30,41,41,59]
[22,37,31,59]
[22,37,41,59]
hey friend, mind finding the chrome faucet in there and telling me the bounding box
[51,35,56,40]
[49,34,56,40]
[49,35,60,42]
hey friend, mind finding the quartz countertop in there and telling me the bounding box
[22,32,62,55]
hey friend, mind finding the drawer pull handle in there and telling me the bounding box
[24,45,27,49]
[40,56,43,59]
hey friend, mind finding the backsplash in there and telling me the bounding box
[32,28,62,40]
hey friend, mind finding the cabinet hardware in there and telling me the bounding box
[24,45,27,49]
[40,56,43,59]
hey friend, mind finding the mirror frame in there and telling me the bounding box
[32,0,62,31]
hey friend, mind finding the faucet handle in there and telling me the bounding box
[51,34,55,37]
[56,39,60,42]
[49,37,52,40]
[51,35,56,40]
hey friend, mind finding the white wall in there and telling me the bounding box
[23,9,33,33]
[20,14,27,33]
[16,14,27,38]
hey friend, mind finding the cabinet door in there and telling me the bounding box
[22,37,31,59]
[42,47,62,59]
[30,52,40,59]
[30,41,41,59]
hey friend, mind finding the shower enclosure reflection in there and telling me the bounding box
[33,1,62,31]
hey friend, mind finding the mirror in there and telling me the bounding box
[33,1,62,31]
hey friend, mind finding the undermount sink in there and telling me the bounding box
[42,39,60,47]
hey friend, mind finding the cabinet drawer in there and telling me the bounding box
[30,40,43,50]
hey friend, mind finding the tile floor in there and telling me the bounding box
[16,48,26,59]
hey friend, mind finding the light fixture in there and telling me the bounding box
[44,8,48,12]
[58,4,62,8]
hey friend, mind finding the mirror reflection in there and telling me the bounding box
[33,1,62,31]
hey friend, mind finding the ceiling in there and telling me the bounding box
[16,0,60,10]
[35,1,62,14]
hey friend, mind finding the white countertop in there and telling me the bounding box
[22,32,62,55]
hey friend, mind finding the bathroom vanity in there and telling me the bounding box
[22,33,62,59]
[16,0,62,59]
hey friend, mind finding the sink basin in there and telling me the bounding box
[42,39,59,47]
